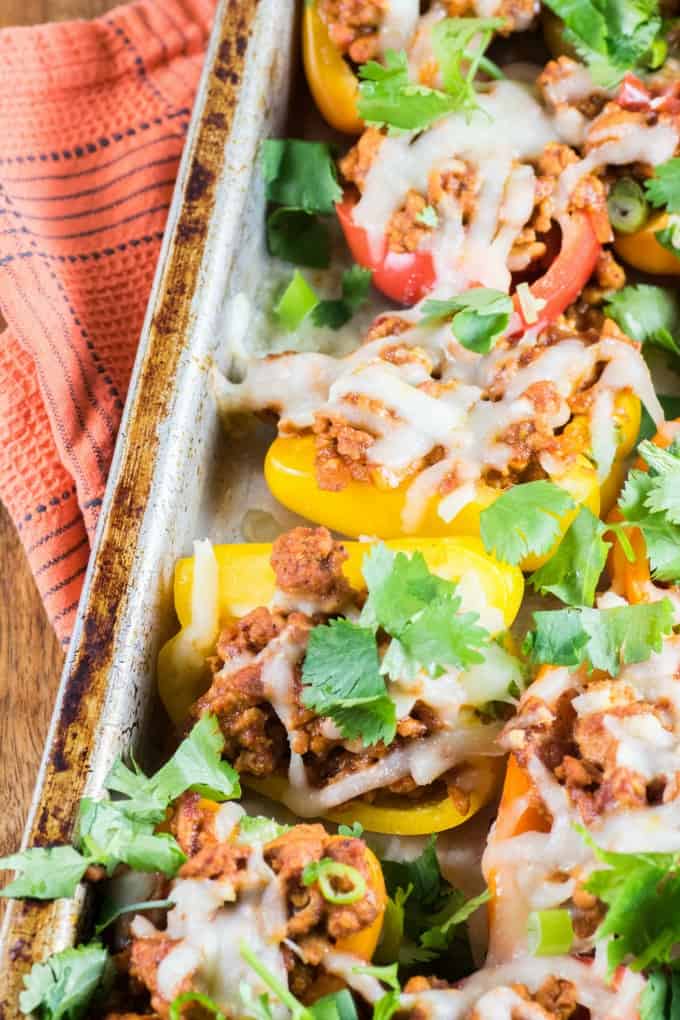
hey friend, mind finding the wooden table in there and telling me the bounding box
[0,0,126,863]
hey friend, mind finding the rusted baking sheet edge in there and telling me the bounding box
[0,0,261,1005]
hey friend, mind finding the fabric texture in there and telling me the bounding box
[0,0,216,645]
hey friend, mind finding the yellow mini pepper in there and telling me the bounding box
[302,0,363,135]
[158,535,524,835]
[263,392,640,573]
[614,212,680,277]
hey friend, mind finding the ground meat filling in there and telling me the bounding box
[190,527,463,806]
[127,825,380,1015]
[503,674,678,826]
[318,0,386,64]
[399,975,580,1020]
[310,317,632,494]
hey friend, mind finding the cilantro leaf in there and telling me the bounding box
[524,600,674,675]
[19,943,110,1020]
[266,208,331,268]
[360,545,457,635]
[358,50,459,132]
[604,283,680,356]
[618,444,680,582]
[76,799,186,877]
[645,158,680,214]
[638,439,680,523]
[379,836,482,980]
[430,17,504,101]
[480,481,576,565]
[262,140,341,214]
[107,713,240,811]
[530,507,611,607]
[392,594,487,678]
[302,618,396,747]
[146,713,241,805]
[311,266,373,330]
[580,828,680,973]
[544,0,663,86]
[420,288,512,354]
[330,698,398,746]
[0,846,89,900]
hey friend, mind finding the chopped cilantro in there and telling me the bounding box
[523,599,674,675]
[645,158,680,214]
[529,507,611,607]
[543,0,664,86]
[360,545,458,636]
[378,837,484,980]
[77,799,186,877]
[261,140,340,268]
[358,50,458,133]
[262,140,341,214]
[2,715,237,903]
[302,544,495,747]
[357,22,501,135]
[0,846,89,901]
[618,439,680,582]
[108,713,240,809]
[581,828,680,973]
[311,266,373,330]
[421,288,512,354]
[604,283,680,357]
[480,481,576,565]
[301,618,397,747]
[266,208,331,268]
[19,943,110,1020]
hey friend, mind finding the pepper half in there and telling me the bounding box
[303,1,363,135]
[158,535,523,835]
[263,392,640,573]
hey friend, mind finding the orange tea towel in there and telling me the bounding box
[0,0,216,646]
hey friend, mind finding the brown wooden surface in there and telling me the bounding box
[0,0,125,866]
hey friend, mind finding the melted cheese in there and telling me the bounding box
[398,955,644,1020]
[352,81,557,292]
[557,113,679,210]
[148,849,288,1017]
[216,313,660,537]
[379,0,420,54]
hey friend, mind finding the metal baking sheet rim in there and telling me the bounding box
[0,0,295,1003]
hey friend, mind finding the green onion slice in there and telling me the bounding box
[240,940,310,1019]
[527,909,574,956]
[274,270,319,331]
[607,178,649,234]
[302,858,367,905]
